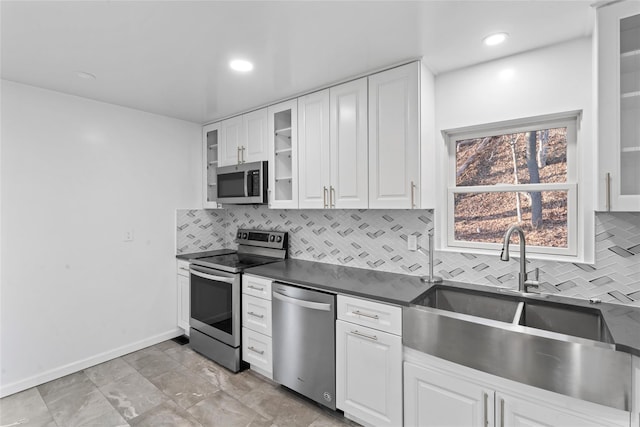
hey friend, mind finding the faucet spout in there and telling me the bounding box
[500,225,536,292]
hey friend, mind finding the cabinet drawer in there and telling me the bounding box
[242,294,272,336]
[176,260,190,277]
[337,295,401,335]
[242,275,273,300]
[242,327,272,374]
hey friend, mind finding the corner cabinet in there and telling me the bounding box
[368,62,420,209]
[336,295,403,427]
[202,123,220,208]
[268,99,299,208]
[596,1,640,211]
[404,348,630,427]
[176,260,191,335]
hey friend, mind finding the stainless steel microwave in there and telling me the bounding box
[216,161,268,204]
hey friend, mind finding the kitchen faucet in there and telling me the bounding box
[500,225,539,293]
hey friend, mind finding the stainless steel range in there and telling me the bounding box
[188,229,288,372]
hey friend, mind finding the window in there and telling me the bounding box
[442,112,580,258]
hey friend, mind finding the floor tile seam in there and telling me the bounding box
[92,371,152,426]
[34,386,63,427]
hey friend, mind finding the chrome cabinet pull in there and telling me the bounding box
[248,311,264,319]
[248,346,264,355]
[410,181,416,209]
[237,147,241,164]
[483,392,488,427]
[247,285,264,291]
[330,186,335,208]
[179,267,189,271]
[605,172,611,212]
[241,146,246,163]
[323,186,328,208]
[500,398,505,427]
[351,330,378,341]
[352,310,379,320]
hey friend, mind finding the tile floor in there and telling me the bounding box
[0,339,359,427]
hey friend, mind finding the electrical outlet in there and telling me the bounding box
[408,234,418,251]
[124,230,134,242]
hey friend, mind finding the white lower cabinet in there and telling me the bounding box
[336,295,402,427]
[404,349,631,427]
[241,274,273,379]
[176,260,190,335]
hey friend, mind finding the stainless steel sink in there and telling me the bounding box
[404,285,632,411]
[516,301,614,344]
[413,286,520,323]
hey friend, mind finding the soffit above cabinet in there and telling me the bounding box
[1,1,593,124]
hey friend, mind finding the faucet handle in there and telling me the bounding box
[525,268,540,291]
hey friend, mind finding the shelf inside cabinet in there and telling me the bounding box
[275,176,293,182]
[621,146,640,153]
[621,49,640,74]
[621,91,640,109]
[275,147,292,155]
[275,127,292,138]
[208,144,218,150]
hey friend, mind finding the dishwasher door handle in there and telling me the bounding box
[273,290,332,311]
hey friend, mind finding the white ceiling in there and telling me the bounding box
[1,1,595,124]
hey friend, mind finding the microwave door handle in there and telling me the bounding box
[244,170,249,197]
[189,268,235,284]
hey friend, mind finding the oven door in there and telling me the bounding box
[189,265,241,347]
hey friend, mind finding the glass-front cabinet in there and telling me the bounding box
[202,123,220,208]
[597,1,640,211]
[268,99,298,208]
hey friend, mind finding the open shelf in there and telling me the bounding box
[275,127,292,138]
[275,176,293,182]
[621,91,640,109]
[622,146,640,153]
[275,147,292,155]
[621,49,640,74]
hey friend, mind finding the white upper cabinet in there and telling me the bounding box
[243,108,269,163]
[219,115,243,167]
[368,62,420,209]
[596,0,640,211]
[268,99,299,209]
[202,122,220,208]
[330,78,369,209]
[298,89,331,209]
[218,108,269,167]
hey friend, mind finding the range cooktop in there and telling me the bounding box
[189,253,282,274]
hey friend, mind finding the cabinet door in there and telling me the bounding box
[368,62,420,209]
[243,108,269,163]
[330,78,368,209]
[268,99,299,209]
[497,392,630,427]
[404,361,493,427]
[177,273,190,334]
[202,123,220,208]
[597,2,640,211]
[336,320,402,427]
[219,116,243,167]
[298,89,331,209]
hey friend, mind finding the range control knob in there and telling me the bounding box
[242,232,248,239]
[237,232,242,239]
[269,235,276,242]
[276,236,283,243]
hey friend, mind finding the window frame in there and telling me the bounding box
[441,111,582,259]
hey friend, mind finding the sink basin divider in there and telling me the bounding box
[512,301,525,325]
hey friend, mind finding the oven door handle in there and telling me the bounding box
[190,268,236,284]
[273,290,331,311]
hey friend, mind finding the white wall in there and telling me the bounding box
[434,37,595,262]
[0,80,201,397]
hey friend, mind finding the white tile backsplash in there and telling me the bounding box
[176,207,640,306]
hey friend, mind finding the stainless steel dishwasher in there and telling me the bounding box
[272,282,336,410]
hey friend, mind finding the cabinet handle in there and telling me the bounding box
[248,346,264,355]
[330,186,335,208]
[500,398,505,427]
[323,186,329,208]
[247,285,264,291]
[179,267,189,271]
[241,146,246,163]
[237,147,241,164]
[350,330,378,341]
[410,181,416,209]
[352,310,379,320]
[248,311,264,319]
[483,392,488,427]
[605,172,611,212]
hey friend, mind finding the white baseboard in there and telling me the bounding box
[0,328,184,398]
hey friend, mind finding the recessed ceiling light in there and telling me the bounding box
[75,71,96,80]
[482,32,509,46]
[229,59,254,73]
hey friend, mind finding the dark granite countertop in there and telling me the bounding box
[175,249,234,261]
[245,259,640,357]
